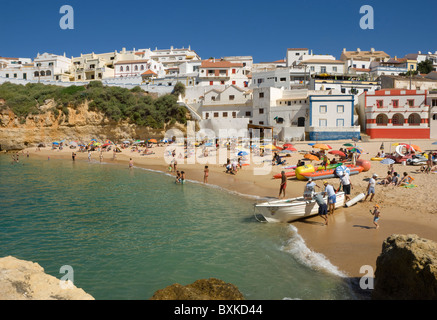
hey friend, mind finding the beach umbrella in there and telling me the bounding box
[432,142,437,145]
[329,150,346,157]
[238,151,249,156]
[148,139,158,143]
[312,143,331,150]
[335,165,350,177]
[283,143,294,148]
[348,148,362,154]
[204,142,213,146]
[284,146,297,152]
[380,158,395,165]
[52,142,59,145]
[343,143,354,147]
[308,143,316,146]
[260,144,277,150]
[304,154,319,161]
[160,139,169,143]
[410,144,422,152]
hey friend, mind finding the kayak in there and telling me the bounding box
[371,157,384,161]
[300,165,364,180]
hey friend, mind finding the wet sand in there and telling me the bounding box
[22,138,437,278]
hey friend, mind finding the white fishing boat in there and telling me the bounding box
[254,192,345,223]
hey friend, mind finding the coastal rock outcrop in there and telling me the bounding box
[0,102,187,151]
[0,256,94,300]
[373,234,437,300]
[150,278,245,300]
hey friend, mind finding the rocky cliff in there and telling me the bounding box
[150,278,245,300]
[0,256,94,300]
[0,100,187,151]
[373,234,437,300]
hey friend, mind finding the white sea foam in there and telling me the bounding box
[280,224,347,278]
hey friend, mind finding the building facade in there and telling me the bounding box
[358,89,430,139]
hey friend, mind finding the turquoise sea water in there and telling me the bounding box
[0,155,355,300]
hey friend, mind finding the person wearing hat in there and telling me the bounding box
[314,192,328,225]
[323,180,336,215]
[303,178,320,200]
[364,173,378,201]
[337,171,353,202]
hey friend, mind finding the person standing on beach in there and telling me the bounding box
[180,171,186,184]
[88,151,91,162]
[72,152,76,161]
[364,174,377,201]
[278,171,287,199]
[129,158,133,169]
[337,172,352,202]
[370,204,381,229]
[99,152,103,163]
[314,192,328,225]
[204,166,209,184]
[323,181,336,215]
[303,178,320,200]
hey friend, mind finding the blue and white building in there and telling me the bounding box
[308,94,360,141]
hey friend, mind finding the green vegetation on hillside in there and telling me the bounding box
[0,81,188,129]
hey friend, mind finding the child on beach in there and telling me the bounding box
[370,204,381,229]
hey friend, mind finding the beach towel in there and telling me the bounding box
[402,184,417,188]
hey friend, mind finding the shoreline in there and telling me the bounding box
[14,139,437,278]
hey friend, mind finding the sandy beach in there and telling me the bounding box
[19,138,437,278]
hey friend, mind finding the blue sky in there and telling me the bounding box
[1,0,436,62]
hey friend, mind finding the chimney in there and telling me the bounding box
[371,48,375,53]
[343,48,346,53]
[357,48,361,52]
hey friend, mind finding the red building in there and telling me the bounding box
[358,89,430,139]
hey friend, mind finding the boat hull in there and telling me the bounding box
[255,192,345,223]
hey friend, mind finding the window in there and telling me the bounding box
[408,99,414,107]
[220,81,225,85]
[232,112,237,118]
[408,113,421,125]
[376,114,388,126]
[392,114,404,126]
[229,95,235,101]
[214,112,219,118]
[310,66,315,72]
[432,99,437,107]
[232,69,236,74]
[14,73,17,78]
[319,105,327,113]
[120,66,124,72]
[211,96,216,101]
[245,111,251,117]
[126,66,130,71]
[205,113,209,119]
[135,65,138,71]
[333,67,337,72]
[321,66,327,73]
[280,77,286,82]
[141,65,144,71]
[336,119,344,127]
[341,88,346,94]
[259,92,264,98]
[319,119,327,127]
[259,108,264,114]
[392,100,399,107]
[223,112,228,118]
[376,100,383,108]
[337,105,344,113]
[210,81,213,86]
[257,78,264,84]
[259,121,264,125]
[232,81,236,85]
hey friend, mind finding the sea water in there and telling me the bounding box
[0,155,355,300]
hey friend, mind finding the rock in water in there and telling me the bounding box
[0,256,94,300]
[150,278,245,300]
[373,234,437,300]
